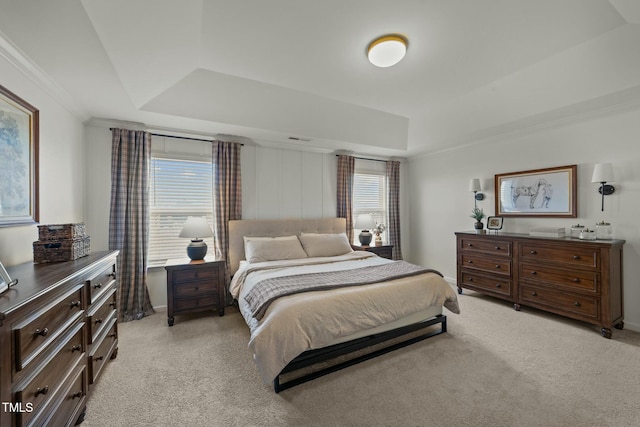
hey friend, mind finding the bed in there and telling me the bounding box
[228,218,460,392]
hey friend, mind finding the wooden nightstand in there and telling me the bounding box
[351,244,394,260]
[164,256,226,326]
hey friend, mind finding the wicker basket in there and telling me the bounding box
[37,223,86,241]
[33,237,91,263]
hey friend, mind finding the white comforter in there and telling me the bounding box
[229,252,460,384]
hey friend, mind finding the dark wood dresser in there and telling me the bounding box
[456,231,624,338]
[0,251,119,426]
[351,244,394,260]
[164,257,226,326]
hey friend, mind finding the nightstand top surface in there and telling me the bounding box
[164,255,225,268]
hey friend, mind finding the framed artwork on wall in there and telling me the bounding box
[494,164,577,218]
[0,85,39,227]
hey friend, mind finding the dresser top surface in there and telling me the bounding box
[1,250,119,317]
[455,231,625,246]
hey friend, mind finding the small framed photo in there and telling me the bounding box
[487,216,504,230]
[0,261,18,294]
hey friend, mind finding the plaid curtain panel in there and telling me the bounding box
[336,155,355,243]
[386,160,403,260]
[108,128,155,322]
[212,140,242,298]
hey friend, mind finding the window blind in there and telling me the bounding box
[148,157,214,266]
[353,172,387,236]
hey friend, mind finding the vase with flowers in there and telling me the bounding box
[374,222,386,246]
[470,207,485,232]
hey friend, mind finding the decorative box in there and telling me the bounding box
[37,223,86,241]
[528,227,566,238]
[33,237,91,263]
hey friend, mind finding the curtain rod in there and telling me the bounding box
[109,129,243,145]
[335,154,387,163]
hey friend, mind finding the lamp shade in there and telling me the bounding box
[178,217,213,239]
[469,178,482,192]
[354,214,376,230]
[591,163,614,183]
[367,35,408,67]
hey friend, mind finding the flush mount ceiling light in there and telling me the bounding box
[367,34,408,67]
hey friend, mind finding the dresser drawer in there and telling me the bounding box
[172,267,221,284]
[14,322,85,427]
[87,287,117,344]
[520,263,598,293]
[174,281,219,299]
[519,243,599,269]
[13,284,84,371]
[520,284,599,320]
[89,318,118,384]
[87,263,116,305]
[459,237,512,257]
[30,364,87,427]
[460,271,513,297]
[460,254,511,276]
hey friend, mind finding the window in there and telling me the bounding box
[148,157,214,266]
[353,167,387,241]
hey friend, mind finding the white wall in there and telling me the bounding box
[407,107,640,331]
[0,53,85,266]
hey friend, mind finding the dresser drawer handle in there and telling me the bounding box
[467,243,473,247]
[109,333,117,338]
[194,272,199,278]
[495,283,501,288]
[71,391,83,399]
[109,301,116,308]
[94,318,102,325]
[194,286,199,291]
[531,291,537,296]
[573,255,581,260]
[573,278,580,283]
[94,355,104,362]
[494,246,500,250]
[467,260,473,264]
[108,272,116,279]
[70,300,81,308]
[494,265,500,269]
[35,386,49,396]
[531,271,537,275]
[71,345,82,353]
[574,302,581,307]
[94,282,102,289]
[530,250,537,255]
[34,328,49,337]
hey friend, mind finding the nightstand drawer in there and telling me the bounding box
[174,281,218,298]
[173,267,220,283]
[174,295,220,312]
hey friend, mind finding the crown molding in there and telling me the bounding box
[0,30,89,121]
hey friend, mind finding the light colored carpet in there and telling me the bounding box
[82,286,640,427]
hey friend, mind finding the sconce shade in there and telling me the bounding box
[469,178,482,192]
[591,163,614,183]
[179,217,213,260]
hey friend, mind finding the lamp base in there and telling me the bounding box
[186,239,208,260]
[358,230,373,246]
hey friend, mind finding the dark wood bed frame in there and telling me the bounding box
[273,314,447,392]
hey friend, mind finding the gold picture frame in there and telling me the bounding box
[495,165,577,218]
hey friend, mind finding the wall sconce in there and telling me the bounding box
[469,178,484,208]
[591,163,615,212]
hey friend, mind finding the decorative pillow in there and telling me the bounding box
[243,235,308,263]
[298,233,353,258]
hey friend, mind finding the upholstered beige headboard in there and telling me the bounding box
[228,217,346,276]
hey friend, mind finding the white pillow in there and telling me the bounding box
[298,233,353,258]
[243,235,308,263]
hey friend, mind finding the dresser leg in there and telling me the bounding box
[168,316,174,326]
[110,347,118,359]
[218,308,225,316]
[600,327,612,339]
[513,303,521,311]
[75,406,87,425]
[614,321,624,330]
[457,286,463,294]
